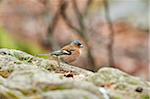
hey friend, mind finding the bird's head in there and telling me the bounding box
[70,40,83,48]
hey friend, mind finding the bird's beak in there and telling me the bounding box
[80,44,84,48]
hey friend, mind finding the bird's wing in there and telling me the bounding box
[51,49,72,56]
[61,45,76,55]
[61,50,72,55]
[51,50,63,56]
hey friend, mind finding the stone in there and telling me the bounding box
[0,48,149,99]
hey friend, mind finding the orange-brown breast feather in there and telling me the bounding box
[60,45,81,63]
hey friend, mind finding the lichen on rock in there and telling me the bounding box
[86,67,150,99]
[0,48,149,99]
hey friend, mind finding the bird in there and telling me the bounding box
[37,40,83,66]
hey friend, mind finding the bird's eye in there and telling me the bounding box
[78,43,81,46]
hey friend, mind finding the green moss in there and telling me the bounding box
[56,86,67,90]
[142,95,150,99]
[6,91,20,99]
[19,88,37,96]
[43,63,57,71]
[13,51,27,61]
[14,61,22,64]
[0,27,45,55]
[43,86,66,92]
[84,96,90,99]
[7,68,14,73]
[12,51,34,64]
[25,57,34,63]
[115,83,127,90]
[112,96,121,99]
[124,77,140,85]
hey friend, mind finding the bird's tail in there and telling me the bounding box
[36,50,69,57]
[36,50,63,57]
[36,53,51,56]
[36,50,64,57]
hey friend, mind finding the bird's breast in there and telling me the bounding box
[60,50,80,63]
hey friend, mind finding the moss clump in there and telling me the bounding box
[142,95,150,99]
[112,96,121,99]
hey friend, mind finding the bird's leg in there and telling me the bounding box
[56,56,61,67]
[37,53,50,56]
[47,54,60,67]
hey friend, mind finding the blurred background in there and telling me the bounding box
[0,0,149,80]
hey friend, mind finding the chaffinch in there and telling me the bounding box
[38,40,83,64]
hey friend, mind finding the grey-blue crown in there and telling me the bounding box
[72,40,81,45]
[71,40,83,48]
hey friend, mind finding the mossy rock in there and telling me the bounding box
[0,48,149,99]
[86,67,150,99]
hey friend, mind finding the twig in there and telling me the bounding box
[103,0,115,67]
[83,0,92,16]
[56,56,61,67]
[72,0,84,35]
[45,0,66,50]
[72,0,96,71]
[61,0,96,71]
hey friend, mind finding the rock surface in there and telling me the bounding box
[0,48,149,99]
